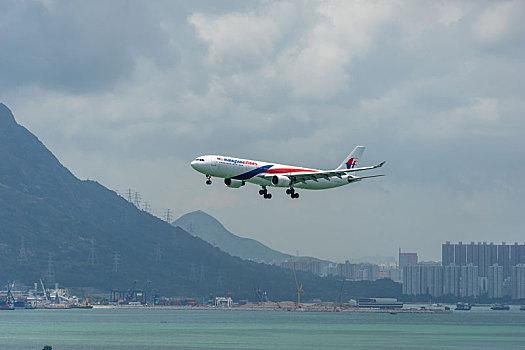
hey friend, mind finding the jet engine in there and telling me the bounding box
[345,175,358,183]
[271,175,292,187]
[224,178,245,188]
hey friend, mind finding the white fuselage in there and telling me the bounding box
[191,155,352,190]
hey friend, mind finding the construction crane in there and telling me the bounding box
[290,257,303,308]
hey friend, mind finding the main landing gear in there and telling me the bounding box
[259,186,272,199]
[205,174,212,185]
[286,188,299,199]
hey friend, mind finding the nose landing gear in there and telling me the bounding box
[286,188,299,199]
[259,186,272,199]
[205,174,212,185]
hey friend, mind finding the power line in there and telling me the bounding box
[18,237,28,264]
[113,251,120,273]
[164,209,172,223]
[44,253,55,283]
[189,263,198,282]
[133,192,141,209]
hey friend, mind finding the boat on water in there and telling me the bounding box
[520,305,525,311]
[455,302,472,311]
[44,304,71,309]
[490,304,510,311]
[0,303,14,311]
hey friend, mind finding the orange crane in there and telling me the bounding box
[290,257,303,307]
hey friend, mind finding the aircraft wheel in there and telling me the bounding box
[206,180,212,185]
[286,189,291,195]
[292,193,299,199]
[267,193,272,199]
[259,189,265,195]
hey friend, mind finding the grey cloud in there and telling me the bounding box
[2,1,524,260]
[0,1,179,93]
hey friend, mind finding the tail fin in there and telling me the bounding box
[337,146,366,170]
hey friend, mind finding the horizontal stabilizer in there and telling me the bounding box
[349,174,385,182]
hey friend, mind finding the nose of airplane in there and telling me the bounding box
[190,160,198,169]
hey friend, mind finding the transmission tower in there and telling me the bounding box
[133,192,141,209]
[155,241,162,263]
[189,263,198,282]
[113,251,121,273]
[18,237,28,264]
[87,236,97,265]
[143,202,151,213]
[126,188,133,202]
[44,253,55,283]
[164,209,172,223]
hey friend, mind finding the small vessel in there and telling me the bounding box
[520,305,525,311]
[0,303,15,311]
[44,304,71,309]
[71,296,93,309]
[455,302,472,311]
[490,304,510,311]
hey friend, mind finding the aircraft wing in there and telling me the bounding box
[259,161,385,184]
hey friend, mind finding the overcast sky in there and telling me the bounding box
[2,0,524,262]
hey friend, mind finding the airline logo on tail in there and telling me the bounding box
[346,158,358,169]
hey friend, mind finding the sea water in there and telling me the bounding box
[0,307,524,350]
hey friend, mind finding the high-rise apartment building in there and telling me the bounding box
[443,264,461,296]
[497,242,511,279]
[454,242,467,266]
[488,264,503,299]
[442,241,454,266]
[511,264,525,300]
[459,264,479,297]
[399,251,418,269]
[510,243,522,267]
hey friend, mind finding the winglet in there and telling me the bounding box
[375,161,386,168]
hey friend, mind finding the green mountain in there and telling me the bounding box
[0,103,401,301]
[173,210,291,264]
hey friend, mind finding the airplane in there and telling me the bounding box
[190,146,385,199]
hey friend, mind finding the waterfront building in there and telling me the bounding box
[454,242,467,266]
[423,264,443,297]
[488,264,503,299]
[510,243,522,268]
[478,277,488,295]
[497,242,511,279]
[357,298,403,309]
[467,242,476,265]
[359,264,379,281]
[402,265,422,295]
[280,259,321,276]
[443,264,460,296]
[442,241,454,266]
[478,242,487,277]
[402,264,443,297]
[399,251,418,269]
[336,261,359,279]
[459,264,479,297]
[486,243,498,271]
[511,264,525,300]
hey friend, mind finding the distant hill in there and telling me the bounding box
[173,211,291,264]
[0,103,401,301]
